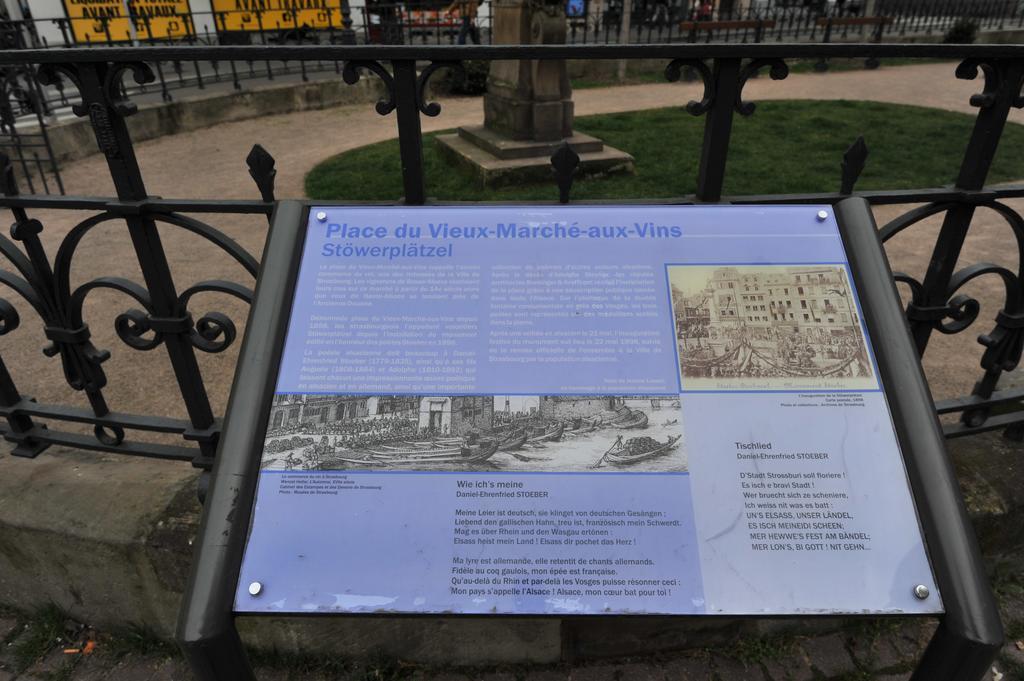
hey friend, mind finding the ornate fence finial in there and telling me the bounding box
[955,58,1000,109]
[736,58,789,117]
[840,136,869,196]
[550,142,579,205]
[341,60,397,116]
[664,59,715,116]
[103,62,156,117]
[246,144,276,204]
[416,61,464,117]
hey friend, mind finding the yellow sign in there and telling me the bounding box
[63,0,194,43]
[211,0,347,32]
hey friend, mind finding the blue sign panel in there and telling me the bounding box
[234,205,941,616]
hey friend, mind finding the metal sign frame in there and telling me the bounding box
[175,197,1003,681]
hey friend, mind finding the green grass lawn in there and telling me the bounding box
[569,58,957,89]
[305,99,1024,202]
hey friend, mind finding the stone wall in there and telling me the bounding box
[537,396,621,420]
[32,76,390,168]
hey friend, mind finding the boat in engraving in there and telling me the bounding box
[526,422,565,443]
[609,409,649,429]
[597,435,682,467]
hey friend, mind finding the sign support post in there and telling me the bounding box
[177,201,307,681]
[118,0,139,44]
[834,198,1002,679]
[616,0,631,82]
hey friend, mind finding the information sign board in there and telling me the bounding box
[63,0,193,42]
[231,204,942,617]
[211,0,347,34]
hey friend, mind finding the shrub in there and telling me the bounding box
[439,59,490,95]
[943,17,979,44]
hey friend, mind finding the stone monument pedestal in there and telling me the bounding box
[436,0,633,188]
[436,125,634,188]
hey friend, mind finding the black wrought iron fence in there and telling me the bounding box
[4,0,1024,53]
[880,0,1022,35]
[0,62,61,194]
[1,0,1023,136]
[0,43,1021,497]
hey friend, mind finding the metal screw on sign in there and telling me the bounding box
[248,582,263,596]
[816,210,829,222]
[315,211,328,222]
[913,584,930,600]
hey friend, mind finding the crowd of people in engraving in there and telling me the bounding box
[682,325,872,379]
[264,414,425,470]
[261,395,686,472]
[265,415,422,449]
[671,265,873,383]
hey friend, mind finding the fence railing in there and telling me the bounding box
[0,0,1020,133]
[0,0,1021,135]
[0,43,1021,496]
[4,0,1024,52]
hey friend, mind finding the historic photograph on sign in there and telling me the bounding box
[668,264,877,391]
[262,394,686,473]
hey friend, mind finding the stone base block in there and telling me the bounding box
[457,125,605,160]
[436,130,634,188]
